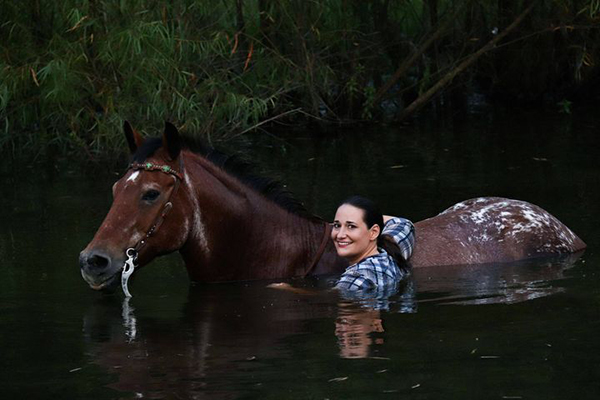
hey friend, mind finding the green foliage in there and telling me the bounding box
[1,0,599,157]
[557,99,573,114]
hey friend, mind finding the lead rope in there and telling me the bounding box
[121,158,184,298]
[304,222,333,277]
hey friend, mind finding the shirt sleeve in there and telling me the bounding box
[382,217,415,260]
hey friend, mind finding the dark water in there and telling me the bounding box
[1,108,599,399]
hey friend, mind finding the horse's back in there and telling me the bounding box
[410,197,586,268]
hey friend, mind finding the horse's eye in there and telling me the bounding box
[142,190,160,202]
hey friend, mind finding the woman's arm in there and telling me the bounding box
[381,216,416,260]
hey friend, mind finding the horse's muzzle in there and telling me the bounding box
[79,249,123,292]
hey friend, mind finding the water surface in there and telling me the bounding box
[1,108,599,399]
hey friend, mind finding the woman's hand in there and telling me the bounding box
[267,282,317,295]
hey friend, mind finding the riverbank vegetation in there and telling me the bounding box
[1,0,599,156]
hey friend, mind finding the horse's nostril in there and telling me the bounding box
[87,253,110,269]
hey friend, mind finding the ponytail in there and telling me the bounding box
[378,235,409,274]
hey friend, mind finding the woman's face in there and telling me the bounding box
[331,204,380,265]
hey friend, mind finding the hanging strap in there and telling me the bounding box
[304,222,333,277]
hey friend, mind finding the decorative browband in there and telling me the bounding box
[130,162,183,180]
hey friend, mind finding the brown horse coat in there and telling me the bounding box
[411,197,586,267]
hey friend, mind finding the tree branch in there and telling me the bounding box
[372,1,465,106]
[399,0,537,121]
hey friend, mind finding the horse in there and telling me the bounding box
[79,122,586,293]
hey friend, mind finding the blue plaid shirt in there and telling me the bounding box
[335,217,415,291]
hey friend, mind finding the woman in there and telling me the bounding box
[269,195,415,295]
[332,195,415,291]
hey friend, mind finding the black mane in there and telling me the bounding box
[132,137,163,163]
[131,137,321,222]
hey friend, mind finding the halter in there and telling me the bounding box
[121,158,184,297]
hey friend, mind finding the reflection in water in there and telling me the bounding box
[335,304,384,359]
[84,284,339,399]
[84,293,217,399]
[334,278,417,359]
[81,254,581,398]
[413,253,583,305]
[121,298,137,342]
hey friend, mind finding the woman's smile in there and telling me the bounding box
[331,204,380,265]
[335,240,354,253]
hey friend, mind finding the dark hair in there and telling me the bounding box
[338,195,409,272]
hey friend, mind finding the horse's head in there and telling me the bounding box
[80,122,191,292]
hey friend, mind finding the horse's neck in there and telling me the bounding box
[180,154,328,281]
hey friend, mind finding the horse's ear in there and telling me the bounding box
[163,122,181,160]
[124,121,144,154]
